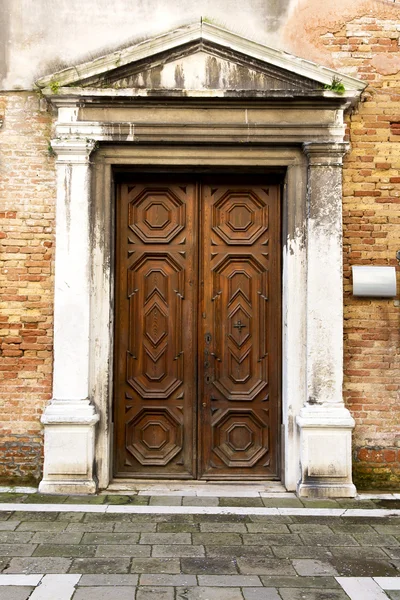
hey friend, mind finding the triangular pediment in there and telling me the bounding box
[37,22,366,96]
[82,48,320,92]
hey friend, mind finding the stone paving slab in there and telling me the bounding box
[181,557,237,574]
[182,588,246,599]
[72,587,137,600]
[205,544,274,558]
[95,544,151,557]
[130,558,181,573]
[4,557,73,574]
[152,544,205,557]
[69,558,131,573]
[32,545,96,558]
[78,574,140,585]
[197,574,262,586]
[0,544,36,557]
[243,589,282,600]
[0,588,34,600]
[32,532,84,544]
[136,588,174,599]
[279,589,348,599]
[237,557,296,576]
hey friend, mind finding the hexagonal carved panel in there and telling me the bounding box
[128,188,186,243]
[126,408,182,465]
[212,410,268,467]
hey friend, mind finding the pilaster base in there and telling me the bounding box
[296,405,357,498]
[39,400,99,495]
[39,480,98,495]
[297,482,357,498]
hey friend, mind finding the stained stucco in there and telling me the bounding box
[2,0,400,90]
[0,0,294,90]
[282,0,400,68]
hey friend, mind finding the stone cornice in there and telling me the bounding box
[42,88,358,111]
[52,120,346,146]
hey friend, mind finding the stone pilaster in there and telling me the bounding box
[297,142,356,498]
[39,138,99,495]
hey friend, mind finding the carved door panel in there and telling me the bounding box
[114,183,198,478]
[114,180,281,480]
[199,183,281,479]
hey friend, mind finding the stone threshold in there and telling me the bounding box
[104,480,288,497]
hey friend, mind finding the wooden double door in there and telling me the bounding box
[114,178,281,479]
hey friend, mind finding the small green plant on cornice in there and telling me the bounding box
[49,80,61,94]
[47,142,56,157]
[86,138,100,151]
[201,16,223,26]
[324,76,345,95]
[33,84,45,99]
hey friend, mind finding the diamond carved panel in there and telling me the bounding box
[228,304,251,348]
[145,301,167,347]
[129,188,185,243]
[213,410,268,467]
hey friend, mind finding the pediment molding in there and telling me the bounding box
[37,21,366,100]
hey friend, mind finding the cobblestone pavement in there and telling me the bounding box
[0,492,399,598]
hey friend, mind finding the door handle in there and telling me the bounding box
[204,332,219,384]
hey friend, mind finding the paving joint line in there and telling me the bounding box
[0,575,400,599]
[1,503,400,517]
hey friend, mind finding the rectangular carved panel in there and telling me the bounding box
[114,183,198,478]
[199,183,281,479]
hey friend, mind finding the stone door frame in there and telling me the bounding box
[93,147,306,491]
[38,98,358,496]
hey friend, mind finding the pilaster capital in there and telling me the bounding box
[302,142,350,166]
[50,137,97,164]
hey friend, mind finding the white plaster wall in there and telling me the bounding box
[1,0,295,89]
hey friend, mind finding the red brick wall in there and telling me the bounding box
[0,92,56,484]
[320,16,400,488]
